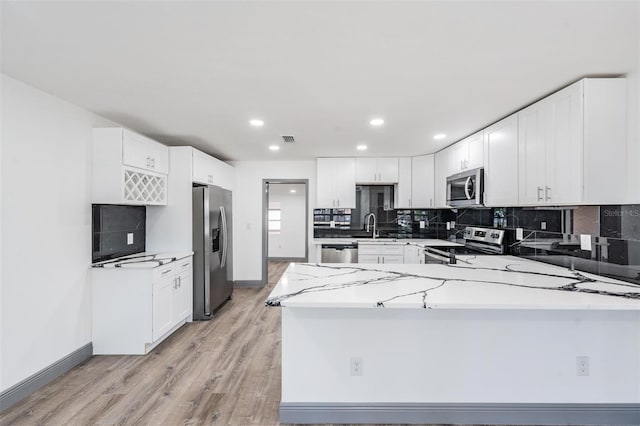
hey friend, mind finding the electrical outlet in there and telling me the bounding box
[446,222,451,230]
[127,233,134,245]
[516,228,524,240]
[576,356,589,376]
[330,220,336,228]
[541,221,547,230]
[419,220,425,229]
[350,357,363,376]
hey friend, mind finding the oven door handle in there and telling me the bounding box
[424,247,457,265]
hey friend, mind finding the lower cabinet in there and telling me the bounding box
[358,244,404,264]
[92,255,193,355]
[403,245,425,264]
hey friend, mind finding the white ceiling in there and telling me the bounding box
[1,1,638,161]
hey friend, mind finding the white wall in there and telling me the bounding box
[230,161,316,281]
[268,183,306,259]
[0,75,111,391]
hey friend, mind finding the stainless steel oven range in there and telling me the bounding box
[424,227,505,264]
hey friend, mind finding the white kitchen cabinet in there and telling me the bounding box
[92,255,193,355]
[434,145,454,208]
[122,128,169,175]
[317,158,356,208]
[484,114,519,206]
[356,157,399,183]
[403,245,425,264]
[220,161,235,191]
[411,154,435,208]
[395,157,413,208]
[358,244,404,264]
[192,149,223,186]
[93,127,169,205]
[451,131,484,173]
[518,78,626,205]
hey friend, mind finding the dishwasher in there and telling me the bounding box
[321,243,359,263]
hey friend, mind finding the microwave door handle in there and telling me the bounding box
[464,176,473,200]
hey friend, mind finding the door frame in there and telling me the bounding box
[262,179,309,286]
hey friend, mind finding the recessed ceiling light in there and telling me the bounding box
[269,145,280,151]
[433,133,446,140]
[250,119,264,127]
[356,145,368,151]
[369,118,384,126]
[289,189,297,194]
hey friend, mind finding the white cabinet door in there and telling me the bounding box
[451,141,468,173]
[545,82,583,205]
[152,267,175,341]
[192,150,222,186]
[377,157,399,183]
[396,157,412,208]
[358,254,380,264]
[484,114,519,206]
[380,255,404,264]
[466,131,484,170]
[411,154,434,208]
[318,158,356,208]
[220,162,234,191]
[518,101,549,205]
[122,129,169,174]
[173,264,192,322]
[434,146,453,208]
[355,158,378,183]
[356,158,398,183]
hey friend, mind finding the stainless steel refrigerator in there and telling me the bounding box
[192,185,233,320]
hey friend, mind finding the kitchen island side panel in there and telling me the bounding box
[281,307,640,404]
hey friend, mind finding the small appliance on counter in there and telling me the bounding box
[192,185,233,320]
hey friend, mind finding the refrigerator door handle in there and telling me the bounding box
[203,189,211,316]
[220,205,228,268]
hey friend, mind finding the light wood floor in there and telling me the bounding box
[2,262,487,426]
[1,262,290,426]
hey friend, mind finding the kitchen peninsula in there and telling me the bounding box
[267,257,640,425]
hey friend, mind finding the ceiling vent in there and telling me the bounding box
[281,135,296,144]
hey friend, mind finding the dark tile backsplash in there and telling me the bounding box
[314,203,640,284]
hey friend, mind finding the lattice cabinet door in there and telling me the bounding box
[123,168,167,205]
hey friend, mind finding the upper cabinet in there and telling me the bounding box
[450,131,484,173]
[411,154,435,208]
[191,148,234,191]
[317,158,356,208]
[93,127,169,205]
[434,145,454,208]
[484,114,519,206]
[121,129,169,175]
[356,157,399,184]
[518,78,627,206]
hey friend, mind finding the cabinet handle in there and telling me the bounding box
[337,199,340,207]
[545,186,551,201]
[146,156,151,167]
[537,186,543,201]
[173,278,177,289]
[181,263,190,268]
[178,276,181,288]
[151,157,155,168]
[162,269,172,276]
[409,198,411,207]
[430,198,433,207]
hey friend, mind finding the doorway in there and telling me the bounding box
[262,179,309,286]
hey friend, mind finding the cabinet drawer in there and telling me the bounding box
[381,255,404,264]
[358,254,380,264]
[380,245,404,255]
[358,245,381,255]
[177,258,192,272]
[153,264,175,281]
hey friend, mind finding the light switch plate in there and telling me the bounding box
[580,234,592,251]
[419,221,425,229]
[541,221,547,230]
[516,228,524,241]
[446,222,451,230]
[127,233,134,245]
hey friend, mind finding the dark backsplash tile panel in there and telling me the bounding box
[92,204,146,263]
[600,205,640,241]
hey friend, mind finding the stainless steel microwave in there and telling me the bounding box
[446,168,484,207]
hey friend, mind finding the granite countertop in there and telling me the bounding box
[266,256,640,310]
[92,251,193,269]
[313,238,464,247]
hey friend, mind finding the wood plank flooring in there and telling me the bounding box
[1,262,289,426]
[2,261,491,426]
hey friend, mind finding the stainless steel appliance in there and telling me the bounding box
[424,226,505,264]
[321,243,358,263]
[192,185,233,319]
[446,168,484,207]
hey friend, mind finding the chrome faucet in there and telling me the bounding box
[365,213,377,239]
